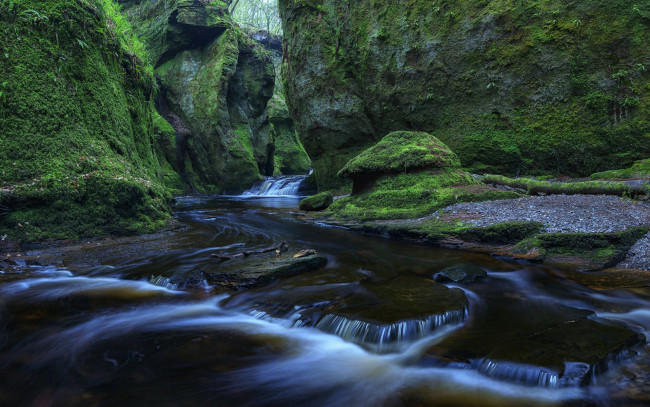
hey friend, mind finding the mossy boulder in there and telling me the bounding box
[328,132,517,220]
[299,191,334,211]
[338,131,461,192]
[0,0,172,242]
[280,0,650,190]
[122,0,275,193]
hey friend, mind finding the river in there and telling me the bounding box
[0,193,649,407]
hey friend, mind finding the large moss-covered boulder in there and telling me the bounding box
[338,131,461,192]
[0,0,172,242]
[329,131,518,220]
[279,0,650,190]
[122,0,275,192]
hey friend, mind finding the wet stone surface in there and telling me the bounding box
[434,264,488,283]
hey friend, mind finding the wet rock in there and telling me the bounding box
[427,294,644,387]
[299,192,334,211]
[314,276,468,351]
[207,254,327,289]
[434,264,487,284]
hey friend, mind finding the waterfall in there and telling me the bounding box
[314,308,469,352]
[242,175,308,197]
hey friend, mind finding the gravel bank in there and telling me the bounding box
[440,195,650,270]
[618,233,650,271]
[441,195,650,234]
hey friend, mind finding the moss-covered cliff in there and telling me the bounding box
[0,0,172,241]
[120,0,279,192]
[280,0,650,190]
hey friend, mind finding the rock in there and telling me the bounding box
[206,253,328,289]
[314,276,468,351]
[0,0,172,242]
[299,192,333,211]
[338,131,461,193]
[434,264,487,283]
[279,0,650,189]
[122,0,276,193]
[268,94,312,175]
[293,249,317,258]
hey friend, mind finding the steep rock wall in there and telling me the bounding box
[280,0,650,189]
[121,0,276,192]
[0,0,172,241]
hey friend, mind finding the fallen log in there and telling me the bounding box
[211,241,288,260]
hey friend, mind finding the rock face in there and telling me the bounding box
[121,0,276,192]
[268,94,311,175]
[279,0,650,190]
[0,0,172,241]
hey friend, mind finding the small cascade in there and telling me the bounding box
[242,175,308,197]
[477,359,561,388]
[314,308,468,352]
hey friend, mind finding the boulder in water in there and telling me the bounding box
[434,264,487,284]
[206,253,328,289]
[299,192,334,211]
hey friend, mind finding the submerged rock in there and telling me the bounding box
[426,290,644,387]
[434,264,487,284]
[206,253,328,289]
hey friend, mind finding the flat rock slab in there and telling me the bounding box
[207,254,328,289]
[427,295,644,386]
[313,276,468,348]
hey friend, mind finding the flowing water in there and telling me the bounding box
[242,175,309,197]
[1,194,649,407]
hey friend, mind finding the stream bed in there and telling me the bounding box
[1,195,649,407]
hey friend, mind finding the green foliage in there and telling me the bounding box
[590,158,650,180]
[231,0,282,35]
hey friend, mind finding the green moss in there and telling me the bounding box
[269,93,311,175]
[329,170,520,221]
[0,0,172,241]
[454,222,544,244]
[483,174,649,197]
[299,191,333,211]
[280,0,650,188]
[591,158,650,180]
[338,131,461,178]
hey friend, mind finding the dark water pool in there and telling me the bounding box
[0,196,649,407]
